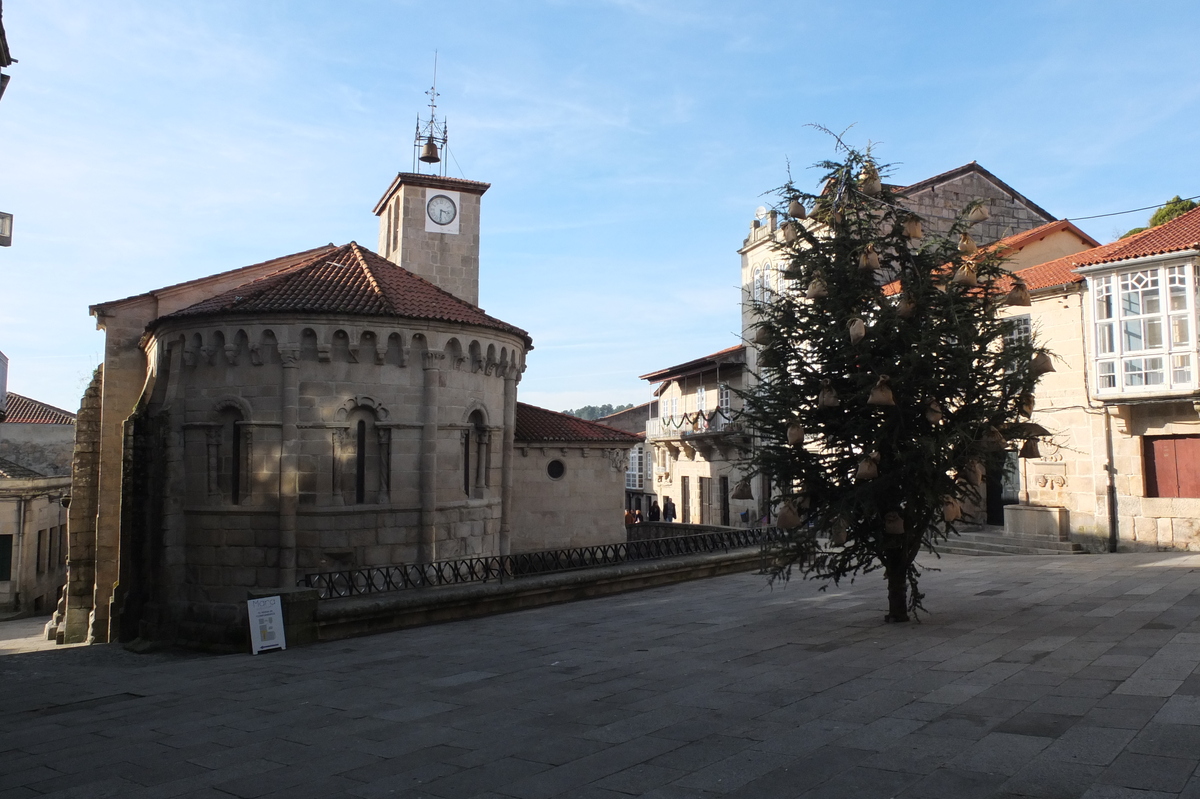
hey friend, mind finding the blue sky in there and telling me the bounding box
[2,1,1199,413]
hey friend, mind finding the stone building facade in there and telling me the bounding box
[59,172,635,650]
[998,207,1200,552]
[0,387,75,614]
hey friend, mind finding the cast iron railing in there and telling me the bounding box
[300,527,781,600]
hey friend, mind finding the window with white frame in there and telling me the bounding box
[626,444,644,490]
[696,385,706,412]
[753,269,765,303]
[1091,262,1196,394]
[718,383,731,413]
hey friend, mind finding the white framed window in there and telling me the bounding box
[626,444,644,489]
[718,384,731,412]
[1090,261,1197,396]
[753,269,765,303]
[696,385,706,412]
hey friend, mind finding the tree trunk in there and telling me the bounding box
[884,548,909,622]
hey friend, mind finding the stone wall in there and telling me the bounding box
[510,446,628,552]
[898,170,1054,246]
[0,422,75,477]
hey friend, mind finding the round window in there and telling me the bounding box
[547,459,565,480]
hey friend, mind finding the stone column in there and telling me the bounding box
[278,347,300,587]
[419,351,443,563]
[498,368,518,556]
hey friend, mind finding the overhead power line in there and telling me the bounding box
[1066,194,1200,222]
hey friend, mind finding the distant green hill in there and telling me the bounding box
[562,403,634,420]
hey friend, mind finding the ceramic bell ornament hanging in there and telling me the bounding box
[786,422,805,445]
[967,204,990,226]
[902,215,923,242]
[806,275,829,299]
[788,199,807,219]
[952,263,978,287]
[848,317,867,345]
[858,163,882,196]
[960,460,984,486]
[783,222,799,243]
[896,295,918,319]
[818,379,840,408]
[731,479,754,500]
[777,500,803,530]
[1004,276,1032,307]
[859,244,881,271]
[867,375,896,406]
[1032,352,1055,375]
[855,451,881,481]
[958,232,978,255]
[754,324,772,345]
[1019,392,1035,417]
[884,511,905,536]
[981,426,1006,451]
[925,399,944,423]
[943,497,962,523]
[830,516,848,545]
[1019,438,1042,459]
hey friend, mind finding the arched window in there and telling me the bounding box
[355,419,367,504]
[217,407,245,504]
[753,269,765,303]
[463,410,488,498]
[343,406,387,505]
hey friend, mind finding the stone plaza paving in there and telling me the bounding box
[3,552,1200,799]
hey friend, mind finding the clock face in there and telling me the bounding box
[427,194,457,226]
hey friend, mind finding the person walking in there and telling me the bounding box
[624,508,635,526]
[663,497,677,523]
[632,509,644,524]
[648,500,661,522]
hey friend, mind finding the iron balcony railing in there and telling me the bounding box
[646,411,739,440]
[300,527,781,600]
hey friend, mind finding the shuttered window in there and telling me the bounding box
[1144,435,1200,498]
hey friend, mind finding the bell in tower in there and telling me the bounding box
[419,136,440,164]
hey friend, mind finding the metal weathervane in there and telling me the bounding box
[413,53,448,176]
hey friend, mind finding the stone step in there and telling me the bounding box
[936,534,1086,556]
[953,532,1083,552]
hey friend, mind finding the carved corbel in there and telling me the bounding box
[223,345,239,366]
[248,344,263,366]
[279,346,301,367]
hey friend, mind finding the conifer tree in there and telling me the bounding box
[741,140,1052,622]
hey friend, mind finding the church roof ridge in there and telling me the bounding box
[152,242,532,347]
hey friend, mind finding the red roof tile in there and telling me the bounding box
[515,403,640,443]
[882,220,1101,296]
[1,393,76,425]
[1012,205,1200,291]
[155,242,532,346]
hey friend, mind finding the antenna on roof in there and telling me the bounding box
[413,52,448,176]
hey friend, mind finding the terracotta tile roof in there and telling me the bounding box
[1,393,76,425]
[0,456,46,480]
[1012,205,1200,291]
[515,403,640,444]
[93,244,340,315]
[882,220,1101,297]
[155,242,532,346]
[639,344,747,382]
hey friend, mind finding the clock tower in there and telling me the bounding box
[373,73,489,307]
[373,172,489,306]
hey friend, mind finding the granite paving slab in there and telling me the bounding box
[2,553,1200,797]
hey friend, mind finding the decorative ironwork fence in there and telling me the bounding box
[300,527,781,600]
